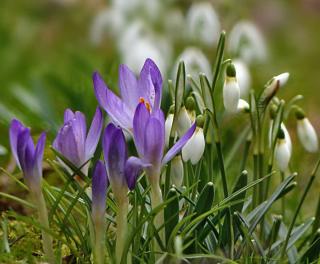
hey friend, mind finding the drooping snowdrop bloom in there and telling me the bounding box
[186,2,220,46]
[165,108,175,147]
[53,108,103,175]
[93,58,162,131]
[275,129,291,172]
[175,47,212,82]
[223,63,240,113]
[91,161,108,264]
[9,119,54,263]
[182,115,205,165]
[295,109,318,153]
[269,121,292,154]
[260,72,289,105]
[10,119,46,192]
[170,155,184,187]
[233,59,251,98]
[228,21,267,64]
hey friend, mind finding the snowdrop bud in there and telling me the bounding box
[275,129,291,172]
[170,156,184,187]
[223,64,240,113]
[269,104,278,120]
[233,59,251,98]
[295,109,319,153]
[186,2,220,46]
[237,99,250,113]
[182,116,205,165]
[177,107,192,137]
[165,106,175,147]
[261,72,289,104]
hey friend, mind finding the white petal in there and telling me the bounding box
[275,140,291,172]
[186,2,220,46]
[176,107,192,137]
[233,59,251,98]
[281,123,292,154]
[165,114,174,147]
[275,72,289,87]
[170,156,184,187]
[237,99,249,113]
[223,78,240,113]
[182,128,205,165]
[297,118,319,153]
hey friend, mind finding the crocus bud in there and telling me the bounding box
[295,108,318,153]
[170,155,184,187]
[260,73,289,105]
[182,115,205,164]
[275,129,291,172]
[223,63,240,113]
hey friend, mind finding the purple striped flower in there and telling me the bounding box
[9,119,46,192]
[102,123,146,194]
[133,102,196,178]
[93,58,162,131]
[53,107,103,173]
[92,160,109,220]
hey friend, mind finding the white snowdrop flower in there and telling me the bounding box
[268,122,292,154]
[223,64,240,113]
[111,0,141,16]
[182,127,205,165]
[228,21,267,64]
[232,59,251,98]
[165,113,174,147]
[170,156,184,187]
[176,107,192,137]
[182,116,205,165]
[237,99,250,113]
[164,9,185,40]
[175,47,212,82]
[295,109,319,153]
[90,8,126,45]
[275,129,291,172]
[261,72,289,104]
[186,2,220,46]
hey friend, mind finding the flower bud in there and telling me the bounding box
[170,155,184,187]
[223,63,240,113]
[165,113,174,147]
[176,107,192,137]
[295,109,318,153]
[237,99,250,113]
[275,129,291,172]
[182,124,205,165]
[260,73,289,104]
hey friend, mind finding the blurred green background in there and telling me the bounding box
[1,0,320,211]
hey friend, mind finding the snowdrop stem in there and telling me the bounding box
[115,195,129,264]
[33,189,55,264]
[280,172,285,219]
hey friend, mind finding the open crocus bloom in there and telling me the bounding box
[53,107,103,173]
[10,119,46,192]
[93,58,162,132]
[133,102,196,180]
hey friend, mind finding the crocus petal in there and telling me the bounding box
[162,122,196,165]
[72,112,87,162]
[103,124,128,188]
[138,58,162,109]
[9,119,24,168]
[143,117,165,170]
[119,64,139,110]
[64,109,75,123]
[133,103,150,156]
[92,160,108,216]
[33,132,46,180]
[93,71,132,129]
[85,107,103,159]
[125,156,150,190]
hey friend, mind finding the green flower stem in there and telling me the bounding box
[150,178,164,244]
[280,158,320,259]
[93,217,105,264]
[116,195,129,264]
[33,189,54,264]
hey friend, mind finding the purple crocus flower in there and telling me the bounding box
[9,119,46,193]
[92,160,109,221]
[53,107,103,174]
[102,123,146,195]
[133,102,196,179]
[93,58,162,131]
